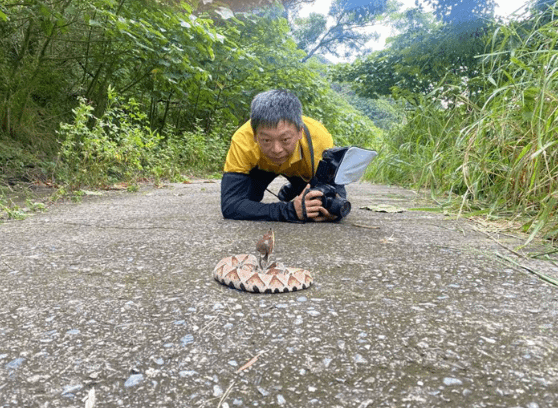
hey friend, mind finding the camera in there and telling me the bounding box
[310,183,350,218]
[278,146,377,219]
[309,147,353,218]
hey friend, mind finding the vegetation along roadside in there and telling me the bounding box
[1,0,556,246]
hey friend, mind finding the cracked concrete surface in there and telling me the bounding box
[1,179,557,407]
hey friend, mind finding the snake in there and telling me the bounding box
[213,229,313,293]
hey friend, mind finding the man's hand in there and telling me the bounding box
[293,185,338,222]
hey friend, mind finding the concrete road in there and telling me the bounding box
[1,180,557,407]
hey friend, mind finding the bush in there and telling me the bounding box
[55,89,163,189]
[55,88,234,189]
[170,122,236,173]
[368,13,558,242]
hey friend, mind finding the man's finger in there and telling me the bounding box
[313,207,337,222]
[304,190,323,200]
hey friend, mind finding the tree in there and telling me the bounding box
[291,0,391,62]
[190,0,285,12]
[191,0,315,18]
[424,0,496,24]
[0,0,380,186]
[330,3,495,100]
[0,0,92,140]
[344,92,403,130]
[282,0,316,22]
[172,8,316,133]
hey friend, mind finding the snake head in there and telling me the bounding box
[256,229,274,269]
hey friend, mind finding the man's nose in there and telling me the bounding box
[271,141,283,153]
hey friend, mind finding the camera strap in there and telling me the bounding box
[301,189,312,221]
[300,124,315,222]
[303,124,315,180]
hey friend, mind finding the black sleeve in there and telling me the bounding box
[220,172,301,222]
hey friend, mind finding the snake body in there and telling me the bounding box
[213,230,313,293]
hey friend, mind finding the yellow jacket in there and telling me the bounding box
[223,116,334,180]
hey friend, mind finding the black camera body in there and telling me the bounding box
[308,148,352,218]
[278,146,377,219]
[308,182,351,218]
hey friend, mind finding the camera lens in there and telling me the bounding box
[327,197,351,218]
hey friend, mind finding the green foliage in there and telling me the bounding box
[463,12,558,241]
[0,0,220,142]
[0,137,44,184]
[366,10,558,242]
[292,0,391,62]
[166,122,237,173]
[331,8,494,98]
[176,9,312,132]
[56,89,162,189]
[55,89,240,189]
[0,0,76,145]
[0,198,28,221]
[367,87,470,192]
[0,0,381,197]
[277,58,383,149]
[424,0,496,24]
[80,0,221,129]
[337,85,404,130]
[0,191,47,222]
[305,86,383,149]
[292,13,328,51]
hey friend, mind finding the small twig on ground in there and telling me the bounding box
[217,380,236,408]
[236,351,265,373]
[476,348,497,360]
[473,227,526,259]
[349,222,380,230]
[1,258,12,270]
[198,316,220,335]
[83,387,95,408]
[496,252,558,287]
[531,248,558,259]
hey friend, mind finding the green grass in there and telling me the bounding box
[365,14,558,243]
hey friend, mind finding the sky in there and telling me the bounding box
[298,0,531,58]
[300,0,529,17]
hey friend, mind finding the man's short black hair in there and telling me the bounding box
[250,90,304,134]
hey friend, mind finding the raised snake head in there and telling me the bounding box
[256,229,274,270]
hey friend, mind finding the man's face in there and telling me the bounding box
[255,121,303,166]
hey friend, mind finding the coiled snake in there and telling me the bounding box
[213,230,313,293]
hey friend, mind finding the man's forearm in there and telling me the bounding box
[220,172,300,222]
